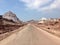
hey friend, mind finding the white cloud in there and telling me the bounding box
[20,0,60,11]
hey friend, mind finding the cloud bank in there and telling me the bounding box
[20,0,60,11]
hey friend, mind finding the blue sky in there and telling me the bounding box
[0,0,60,21]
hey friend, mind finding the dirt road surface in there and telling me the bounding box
[0,24,60,45]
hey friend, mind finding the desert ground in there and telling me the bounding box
[0,24,60,45]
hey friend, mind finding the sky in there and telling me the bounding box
[0,0,60,21]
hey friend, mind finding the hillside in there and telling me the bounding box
[37,18,60,37]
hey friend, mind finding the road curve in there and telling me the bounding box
[0,24,60,45]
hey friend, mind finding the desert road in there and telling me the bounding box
[0,24,60,45]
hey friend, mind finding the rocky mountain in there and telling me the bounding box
[0,11,25,35]
[3,11,22,24]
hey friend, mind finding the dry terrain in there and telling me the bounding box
[36,19,60,37]
[0,24,60,45]
[0,24,24,41]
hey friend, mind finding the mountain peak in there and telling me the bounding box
[7,10,14,13]
[7,11,14,14]
[4,11,16,17]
